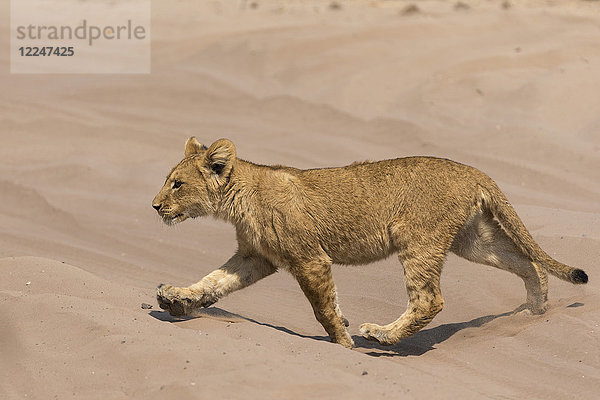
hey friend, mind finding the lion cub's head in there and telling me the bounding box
[152,137,236,225]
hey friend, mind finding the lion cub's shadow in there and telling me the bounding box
[150,307,247,323]
[150,307,514,357]
[354,311,513,357]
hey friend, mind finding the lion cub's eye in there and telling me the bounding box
[172,180,183,189]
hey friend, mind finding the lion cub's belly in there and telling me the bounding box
[323,230,396,265]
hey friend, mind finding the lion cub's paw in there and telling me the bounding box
[333,331,355,349]
[156,284,217,317]
[359,322,395,346]
[156,284,189,316]
[512,302,548,316]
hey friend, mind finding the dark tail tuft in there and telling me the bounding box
[572,269,588,284]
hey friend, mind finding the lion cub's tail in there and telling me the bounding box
[482,184,588,285]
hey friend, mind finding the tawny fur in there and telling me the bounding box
[152,137,588,348]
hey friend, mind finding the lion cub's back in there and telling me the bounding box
[298,156,483,207]
[290,157,485,264]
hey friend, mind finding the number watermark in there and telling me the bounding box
[11,0,151,74]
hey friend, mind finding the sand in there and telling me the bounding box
[1,0,599,398]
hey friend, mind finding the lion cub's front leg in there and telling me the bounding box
[157,252,277,317]
[293,259,354,349]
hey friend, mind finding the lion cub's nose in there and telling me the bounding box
[152,203,162,211]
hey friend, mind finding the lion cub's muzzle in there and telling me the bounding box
[152,203,187,225]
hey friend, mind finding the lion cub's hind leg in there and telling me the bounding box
[360,251,445,346]
[450,210,548,314]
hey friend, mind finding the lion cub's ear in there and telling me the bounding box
[185,137,208,157]
[203,138,236,178]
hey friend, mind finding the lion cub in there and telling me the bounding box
[153,138,588,348]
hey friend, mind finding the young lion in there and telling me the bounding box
[152,137,588,348]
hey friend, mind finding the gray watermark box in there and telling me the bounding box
[11,0,151,74]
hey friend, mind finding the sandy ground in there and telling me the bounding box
[1,0,599,398]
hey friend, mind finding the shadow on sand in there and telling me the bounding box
[353,311,513,357]
[150,307,514,356]
[149,307,248,323]
[150,307,331,343]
